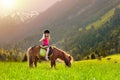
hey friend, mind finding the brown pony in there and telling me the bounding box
[27,46,73,68]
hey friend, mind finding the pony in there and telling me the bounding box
[27,46,73,68]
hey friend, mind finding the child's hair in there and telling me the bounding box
[44,30,50,34]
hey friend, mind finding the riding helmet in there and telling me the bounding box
[44,30,50,34]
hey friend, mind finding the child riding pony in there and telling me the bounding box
[27,46,73,68]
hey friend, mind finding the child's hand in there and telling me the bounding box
[39,40,41,42]
[39,34,45,42]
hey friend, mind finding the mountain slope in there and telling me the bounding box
[15,0,120,48]
[0,0,96,44]
[1,0,120,60]
[61,6,120,60]
[10,0,97,48]
[0,11,39,44]
[21,4,120,60]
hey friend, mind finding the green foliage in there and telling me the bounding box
[61,6,120,60]
[0,55,120,80]
[90,53,96,59]
[0,48,25,61]
[86,8,115,30]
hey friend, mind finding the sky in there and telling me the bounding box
[0,0,61,15]
[16,0,60,11]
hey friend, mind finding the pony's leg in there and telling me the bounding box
[30,57,35,67]
[51,59,56,68]
[31,62,33,68]
[34,56,38,67]
[54,61,56,68]
[50,54,57,68]
[51,60,54,68]
[28,56,33,68]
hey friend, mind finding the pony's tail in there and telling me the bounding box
[27,47,32,67]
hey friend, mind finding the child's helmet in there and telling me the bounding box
[44,30,50,34]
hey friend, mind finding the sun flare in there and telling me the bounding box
[1,0,16,9]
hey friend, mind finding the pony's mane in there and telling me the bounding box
[53,46,69,55]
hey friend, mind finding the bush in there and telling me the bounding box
[91,53,96,59]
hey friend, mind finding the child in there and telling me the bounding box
[39,30,50,60]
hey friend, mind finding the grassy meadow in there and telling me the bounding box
[0,54,120,80]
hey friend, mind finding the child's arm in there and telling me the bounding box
[39,34,45,42]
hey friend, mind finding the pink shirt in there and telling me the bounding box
[42,38,49,46]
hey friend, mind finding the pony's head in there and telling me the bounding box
[64,54,73,67]
[52,46,73,67]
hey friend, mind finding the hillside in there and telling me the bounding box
[0,0,120,60]
[0,11,39,44]
[61,6,120,60]
[0,0,95,44]
[14,0,120,59]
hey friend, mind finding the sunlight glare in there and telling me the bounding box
[1,0,16,9]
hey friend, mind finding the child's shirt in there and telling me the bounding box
[42,37,49,46]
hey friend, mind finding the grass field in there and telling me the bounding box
[0,55,120,80]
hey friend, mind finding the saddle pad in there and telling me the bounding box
[40,48,46,57]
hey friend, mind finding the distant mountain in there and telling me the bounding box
[0,0,97,44]
[0,11,39,44]
[0,11,40,22]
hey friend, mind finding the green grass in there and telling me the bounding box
[0,55,120,80]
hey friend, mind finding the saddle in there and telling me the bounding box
[40,46,53,58]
